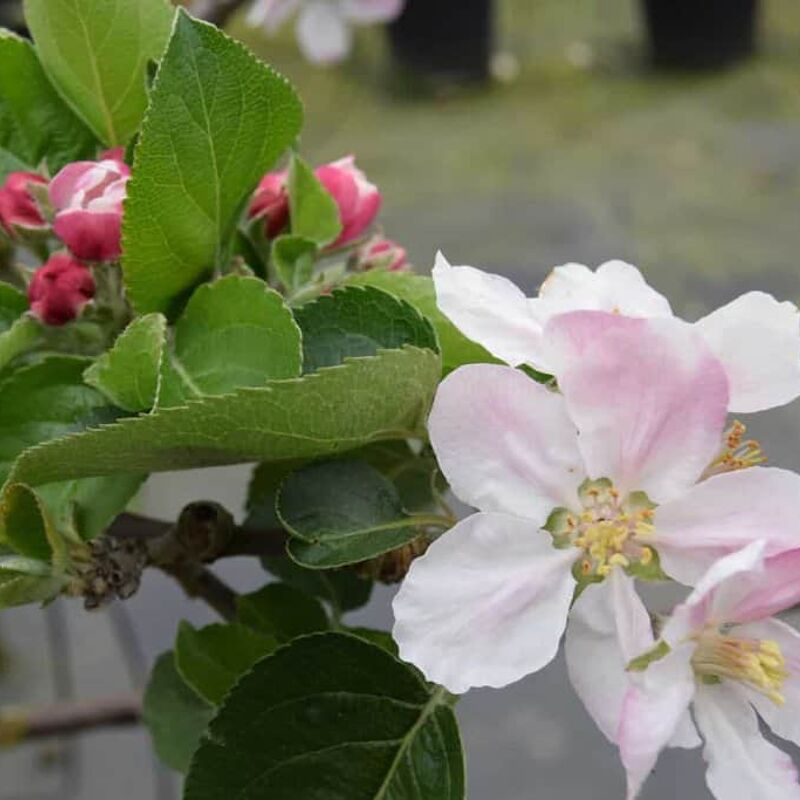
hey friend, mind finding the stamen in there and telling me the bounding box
[546,479,657,579]
[692,632,789,705]
[702,421,766,480]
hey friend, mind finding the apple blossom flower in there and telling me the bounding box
[247,0,405,65]
[49,156,130,262]
[432,253,800,413]
[392,311,800,695]
[249,169,290,238]
[28,253,95,326]
[614,540,800,799]
[316,155,381,247]
[357,236,408,271]
[0,171,48,237]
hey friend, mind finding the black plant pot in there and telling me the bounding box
[642,0,758,70]
[389,0,493,83]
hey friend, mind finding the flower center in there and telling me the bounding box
[692,629,788,705]
[544,478,655,579]
[701,420,765,480]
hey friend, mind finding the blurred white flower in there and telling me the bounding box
[247,0,405,65]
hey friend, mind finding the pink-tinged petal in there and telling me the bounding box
[341,0,405,24]
[53,209,122,262]
[565,570,653,742]
[392,512,576,694]
[544,312,729,503]
[432,252,545,367]
[428,363,585,520]
[49,161,96,208]
[618,644,696,799]
[695,292,800,413]
[737,618,800,748]
[722,549,800,624]
[535,260,672,319]
[660,541,766,644]
[296,1,352,64]
[338,187,381,244]
[694,683,800,800]
[653,468,800,586]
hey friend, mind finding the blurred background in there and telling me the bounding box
[3,0,800,796]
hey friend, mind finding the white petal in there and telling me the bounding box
[432,252,545,367]
[340,0,404,24]
[694,683,800,800]
[247,0,301,30]
[737,618,800,749]
[669,711,702,750]
[695,292,800,413]
[392,512,576,694]
[660,540,766,645]
[534,260,672,319]
[619,645,696,799]
[566,571,653,742]
[296,1,352,64]
[428,363,585,520]
[654,468,800,586]
[544,312,728,502]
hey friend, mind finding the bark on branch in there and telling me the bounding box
[0,694,141,747]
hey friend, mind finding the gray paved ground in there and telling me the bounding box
[5,0,800,796]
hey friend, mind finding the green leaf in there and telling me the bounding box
[0,570,65,608]
[355,440,445,513]
[143,651,215,774]
[23,0,174,146]
[184,633,465,800]
[237,583,328,642]
[175,621,276,706]
[11,347,440,485]
[295,285,439,374]
[0,284,28,333]
[36,472,146,542]
[345,626,398,656]
[348,271,496,374]
[0,316,41,374]
[288,154,341,247]
[244,460,305,530]
[0,356,119,485]
[261,555,373,614]
[161,275,302,400]
[278,460,427,569]
[0,146,28,181]
[0,554,52,577]
[122,10,303,315]
[0,31,96,172]
[0,482,59,562]
[0,286,39,373]
[272,234,317,292]
[84,313,166,412]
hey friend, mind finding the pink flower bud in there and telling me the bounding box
[249,170,289,238]
[0,171,48,237]
[28,253,95,326]
[315,156,381,247]
[358,236,408,271]
[49,157,130,262]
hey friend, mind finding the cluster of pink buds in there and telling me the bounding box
[249,155,406,265]
[0,151,128,327]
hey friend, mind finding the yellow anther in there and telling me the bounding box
[692,633,789,706]
[703,421,766,479]
[640,547,654,565]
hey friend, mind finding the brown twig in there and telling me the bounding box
[191,0,252,28]
[0,694,141,747]
[161,562,239,621]
[104,508,286,619]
